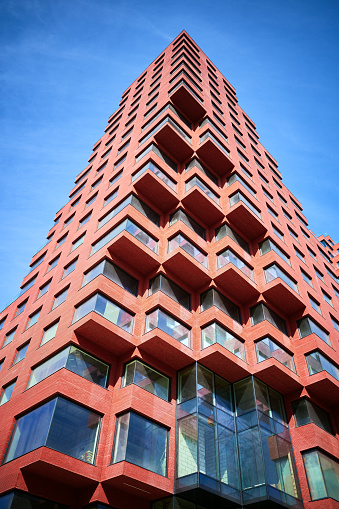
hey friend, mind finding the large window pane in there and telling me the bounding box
[303,450,339,501]
[112,412,168,476]
[256,337,295,372]
[149,274,190,310]
[201,289,240,323]
[292,399,333,434]
[123,359,169,401]
[201,322,245,361]
[145,308,190,346]
[72,293,134,333]
[82,259,138,296]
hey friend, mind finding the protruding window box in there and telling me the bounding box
[163,234,211,290]
[226,190,267,240]
[153,117,194,162]
[304,351,339,404]
[72,293,135,355]
[101,462,173,502]
[196,131,234,175]
[93,218,160,275]
[182,176,224,226]
[139,308,193,369]
[169,79,206,122]
[253,337,301,394]
[199,322,249,382]
[132,161,179,211]
[262,265,305,315]
[214,249,259,303]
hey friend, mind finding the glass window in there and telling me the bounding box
[26,308,41,329]
[62,258,77,278]
[228,173,256,197]
[13,343,29,365]
[112,412,168,476]
[52,287,69,309]
[4,397,101,464]
[98,194,159,230]
[309,295,322,314]
[91,218,157,256]
[3,328,16,347]
[38,280,51,298]
[251,303,287,334]
[0,317,6,330]
[259,238,290,266]
[201,321,245,360]
[294,247,305,263]
[256,337,295,372]
[215,223,249,253]
[272,224,284,242]
[264,263,298,292]
[0,359,3,372]
[0,491,68,508]
[109,171,122,186]
[149,274,190,310]
[217,248,254,280]
[47,255,60,272]
[0,380,16,406]
[306,351,339,381]
[322,290,333,307]
[314,267,324,281]
[19,274,37,296]
[230,191,261,218]
[79,212,92,228]
[301,270,313,287]
[298,316,330,345]
[14,300,27,317]
[71,233,85,252]
[145,308,190,347]
[82,259,138,296]
[201,288,240,323]
[123,359,169,401]
[170,209,205,239]
[85,193,97,208]
[104,189,118,207]
[41,321,59,346]
[303,450,339,501]
[28,345,109,388]
[73,293,134,333]
[331,315,339,332]
[292,399,333,434]
[168,234,207,267]
[56,234,68,248]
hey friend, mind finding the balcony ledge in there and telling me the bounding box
[163,249,211,290]
[226,201,267,240]
[196,137,234,176]
[133,168,179,212]
[262,279,305,315]
[169,81,206,122]
[214,264,259,303]
[139,328,193,370]
[182,186,224,226]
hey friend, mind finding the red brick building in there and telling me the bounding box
[0,31,338,509]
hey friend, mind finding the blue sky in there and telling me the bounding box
[0,0,338,312]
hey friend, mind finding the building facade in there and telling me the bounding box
[0,31,338,509]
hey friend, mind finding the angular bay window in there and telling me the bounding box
[230,191,261,218]
[201,322,245,360]
[250,303,287,335]
[112,412,168,476]
[0,491,67,509]
[264,263,298,293]
[27,346,109,389]
[292,399,333,434]
[122,359,169,401]
[217,248,254,280]
[132,161,177,191]
[72,293,134,333]
[305,351,339,381]
[149,274,190,310]
[259,238,291,266]
[98,193,160,230]
[3,397,101,464]
[145,308,190,347]
[82,259,138,296]
[170,209,205,240]
[255,337,295,372]
[201,288,240,323]
[215,223,249,253]
[303,450,339,501]
[91,218,158,256]
[298,316,330,346]
[168,234,207,267]
[185,175,220,204]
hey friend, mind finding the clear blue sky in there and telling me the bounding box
[0,0,338,312]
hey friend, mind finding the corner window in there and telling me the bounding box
[298,316,330,345]
[122,359,169,401]
[303,450,339,501]
[251,303,286,334]
[28,345,109,389]
[292,399,333,434]
[4,397,101,464]
[112,412,168,476]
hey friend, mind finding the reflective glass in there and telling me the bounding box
[123,360,169,401]
[256,337,295,372]
[145,308,190,347]
[292,399,333,434]
[306,351,339,381]
[215,223,249,253]
[201,322,245,361]
[298,317,330,346]
[132,161,176,191]
[40,321,59,346]
[303,450,339,501]
[185,176,219,204]
[112,412,168,476]
[200,289,240,323]
[0,381,16,406]
[168,234,207,267]
[217,248,254,280]
[230,191,261,218]
[82,259,138,296]
[72,293,134,333]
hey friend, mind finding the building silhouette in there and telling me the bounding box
[0,30,338,509]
